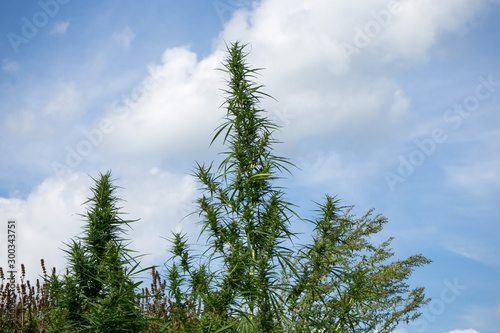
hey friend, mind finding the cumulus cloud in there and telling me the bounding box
[444,329,480,333]
[60,0,498,247]
[100,46,225,161]
[0,172,91,283]
[86,0,495,169]
[95,1,410,165]
[217,0,483,145]
[116,167,199,269]
[0,169,198,284]
[369,0,487,62]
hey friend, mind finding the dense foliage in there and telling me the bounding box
[0,42,430,332]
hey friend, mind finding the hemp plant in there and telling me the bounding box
[57,171,147,332]
[195,41,297,331]
[164,41,431,332]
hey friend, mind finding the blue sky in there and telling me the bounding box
[1,1,499,332]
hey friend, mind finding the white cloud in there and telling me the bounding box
[50,20,70,34]
[0,172,91,284]
[444,329,480,333]
[371,0,481,62]
[217,0,483,146]
[96,1,414,165]
[2,59,19,72]
[113,27,136,49]
[100,46,225,160]
[0,169,198,285]
[117,168,199,269]
[69,0,498,246]
[221,0,488,67]
[88,0,494,167]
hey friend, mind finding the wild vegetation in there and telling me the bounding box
[0,42,431,332]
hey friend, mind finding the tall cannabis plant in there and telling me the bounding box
[59,171,147,332]
[164,42,431,333]
[197,41,297,331]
